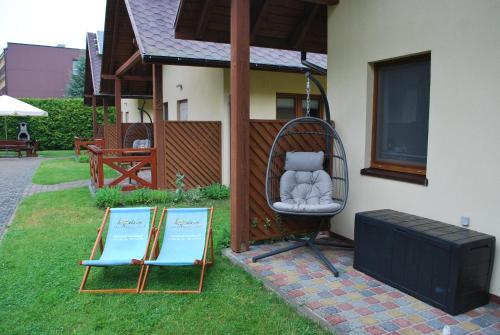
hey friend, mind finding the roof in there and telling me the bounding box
[86,32,102,96]
[125,0,327,70]
[174,0,331,54]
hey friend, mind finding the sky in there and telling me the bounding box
[0,0,106,50]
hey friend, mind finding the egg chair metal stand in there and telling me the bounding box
[251,71,353,277]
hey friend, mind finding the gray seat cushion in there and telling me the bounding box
[132,139,151,149]
[273,152,341,213]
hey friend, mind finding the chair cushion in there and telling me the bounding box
[132,139,151,148]
[285,151,324,171]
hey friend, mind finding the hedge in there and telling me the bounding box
[3,98,114,150]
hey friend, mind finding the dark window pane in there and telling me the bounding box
[302,98,321,118]
[163,102,168,120]
[276,97,295,119]
[375,57,430,167]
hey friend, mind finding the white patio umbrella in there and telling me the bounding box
[0,95,48,139]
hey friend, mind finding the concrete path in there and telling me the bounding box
[0,157,41,238]
[22,179,89,197]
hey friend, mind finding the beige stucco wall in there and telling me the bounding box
[223,69,326,119]
[161,65,326,185]
[120,99,153,123]
[162,65,229,183]
[327,0,500,295]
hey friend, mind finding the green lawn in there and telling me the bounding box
[32,157,118,185]
[38,150,75,158]
[0,188,327,334]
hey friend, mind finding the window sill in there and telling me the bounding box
[360,168,428,186]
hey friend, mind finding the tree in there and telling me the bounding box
[66,55,86,97]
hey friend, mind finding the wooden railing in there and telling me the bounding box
[88,145,157,191]
[74,137,105,156]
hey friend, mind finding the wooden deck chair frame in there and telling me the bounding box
[139,207,215,294]
[79,207,158,294]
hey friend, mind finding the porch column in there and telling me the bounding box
[230,0,250,252]
[114,77,122,148]
[153,64,166,189]
[91,95,98,137]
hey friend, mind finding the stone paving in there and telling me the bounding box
[22,179,89,197]
[223,242,500,335]
[0,157,41,238]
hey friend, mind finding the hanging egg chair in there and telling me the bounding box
[252,70,353,277]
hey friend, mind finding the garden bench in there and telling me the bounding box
[0,140,39,157]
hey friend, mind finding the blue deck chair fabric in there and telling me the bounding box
[82,207,151,267]
[145,208,209,266]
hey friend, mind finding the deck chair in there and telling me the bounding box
[140,207,214,294]
[79,207,157,293]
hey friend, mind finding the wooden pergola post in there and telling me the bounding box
[230,0,250,252]
[91,96,98,137]
[114,77,122,148]
[152,64,166,189]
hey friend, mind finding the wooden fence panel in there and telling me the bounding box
[163,121,222,189]
[249,120,324,241]
[103,124,118,149]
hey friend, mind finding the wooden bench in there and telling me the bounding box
[0,140,39,157]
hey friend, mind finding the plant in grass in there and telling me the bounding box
[174,172,185,202]
[184,187,203,204]
[201,183,230,200]
[95,187,122,208]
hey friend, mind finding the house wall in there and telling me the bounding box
[120,99,154,123]
[160,65,326,185]
[327,0,500,295]
[3,43,83,98]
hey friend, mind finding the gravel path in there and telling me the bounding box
[0,157,42,238]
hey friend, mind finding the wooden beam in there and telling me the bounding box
[152,64,166,189]
[230,0,250,252]
[102,74,151,82]
[250,0,270,43]
[115,50,142,76]
[115,77,122,148]
[289,4,320,49]
[302,0,338,4]
[195,0,214,39]
[92,96,98,137]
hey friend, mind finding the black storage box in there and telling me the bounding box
[354,209,495,315]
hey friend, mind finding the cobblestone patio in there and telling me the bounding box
[223,242,500,335]
[0,157,41,238]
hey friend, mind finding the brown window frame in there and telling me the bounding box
[367,53,430,182]
[276,93,324,120]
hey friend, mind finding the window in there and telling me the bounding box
[163,102,168,120]
[276,94,323,120]
[177,99,188,121]
[367,53,431,181]
[72,59,79,75]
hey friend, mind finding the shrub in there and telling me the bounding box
[4,98,114,150]
[123,189,177,206]
[201,183,230,200]
[95,187,122,208]
[185,187,203,204]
